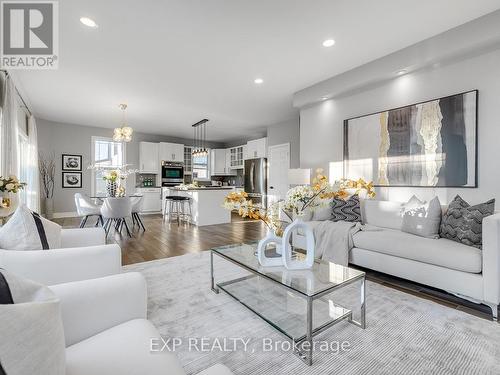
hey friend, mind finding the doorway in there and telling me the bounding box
[267,143,290,205]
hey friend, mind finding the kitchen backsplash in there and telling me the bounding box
[210,169,244,187]
[136,173,158,187]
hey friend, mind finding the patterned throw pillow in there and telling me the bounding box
[440,195,495,249]
[331,194,361,222]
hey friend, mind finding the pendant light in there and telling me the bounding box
[113,104,133,142]
[191,119,209,157]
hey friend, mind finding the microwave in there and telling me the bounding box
[161,162,184,185]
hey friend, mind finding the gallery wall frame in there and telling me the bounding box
[62,154,82,171]
[343,90,478,188]
[62,172,82,188]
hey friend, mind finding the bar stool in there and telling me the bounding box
[163,196,192,224]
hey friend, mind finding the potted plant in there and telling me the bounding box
[0,175,26,220]
[39,152,55,219]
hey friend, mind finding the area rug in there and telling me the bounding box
[125,251,500,375]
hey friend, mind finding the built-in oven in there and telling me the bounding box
[161,161,184,186]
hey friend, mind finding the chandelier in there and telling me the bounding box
[192,119,209,157]
[113,104,133,142]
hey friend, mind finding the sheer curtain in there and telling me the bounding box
[0,73,19,177]
[26,115,40,212]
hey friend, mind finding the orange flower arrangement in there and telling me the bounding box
[224,169,376,234]
[223,191,285,235]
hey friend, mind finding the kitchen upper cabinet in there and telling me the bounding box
[210,149,227,175]
[159,142,184,162]
[184,146,193,175]
[139,142,159,173]
[245,137,267,159]
[210,149,235,175]
[229,145,246,169]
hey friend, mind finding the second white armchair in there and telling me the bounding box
[0,227,121,285]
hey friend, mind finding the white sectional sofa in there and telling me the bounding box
[295,199,500,320]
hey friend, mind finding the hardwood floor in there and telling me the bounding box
[55,213,497,321]
[55,212,267,265]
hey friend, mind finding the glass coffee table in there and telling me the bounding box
[210,243,366,365]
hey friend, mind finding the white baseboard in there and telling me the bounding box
[53,211,78,218]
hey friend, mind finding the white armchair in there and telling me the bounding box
[0,227,121,285]
[50,273,233,375]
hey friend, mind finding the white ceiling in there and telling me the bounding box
[14,0,500,142]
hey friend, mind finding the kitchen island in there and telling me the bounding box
[162,186,234,226]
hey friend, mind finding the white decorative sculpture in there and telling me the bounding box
[281,218,315,270]
[257,230,284,267]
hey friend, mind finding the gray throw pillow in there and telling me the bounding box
[401,195,442,239]
[331,194,361,222]
[440,195,495,249]
[0,269,66,375]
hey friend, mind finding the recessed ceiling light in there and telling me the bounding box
[397,69,407,76]
[321,96,328,101]
[80,17,98,28]
[322,39,335,47]
[254,78,264,84]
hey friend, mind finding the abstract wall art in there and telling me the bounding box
[343,90,478,187]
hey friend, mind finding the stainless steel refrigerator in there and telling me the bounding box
[244,158,268,208]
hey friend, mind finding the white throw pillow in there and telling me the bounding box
[361,200,404,230]
[401,195,442,239]
[0,269,66,375]
[0,204,61,250]
[312,199,333,221]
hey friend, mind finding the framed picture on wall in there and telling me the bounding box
[62,172,82,188]
[343,90,478,188]
[62,154,82,171]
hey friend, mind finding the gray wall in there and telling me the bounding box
[299,48,500,204]
[37,119,224,214]
[267,118,300,168]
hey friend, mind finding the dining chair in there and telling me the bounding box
[74,193,103,227]
[100,197,133,237]
[130,195,146,231]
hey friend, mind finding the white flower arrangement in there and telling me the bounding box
[0,175,26,193]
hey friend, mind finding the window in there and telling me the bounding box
[17,108,29,206]
[91,137,125,196]
[192,152,210,180]
[17,131,29,205]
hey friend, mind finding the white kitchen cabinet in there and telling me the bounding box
[229,145,246,169]
[184,146,193,174]
[210,149,235,175]
[136,187,162,212]
[139,142,159,173]
[210,149,227,175]
[159,142,184,162]
[245,137,267,159]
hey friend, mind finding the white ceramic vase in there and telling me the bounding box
[257,230,283,267]
[0,191,18,218]
[106,181,118,197]
[44,198,54,219]
[281,218,315,270]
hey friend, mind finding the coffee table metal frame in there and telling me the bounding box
[210,247,366,366]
